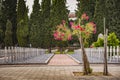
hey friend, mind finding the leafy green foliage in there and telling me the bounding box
[76,0,96,20]
[108,32,120,46]
[50,0,68,27]
[0,0,2,13]
[0,27,3,46]
[0,0,4,47]
[17,20,28,47]
[40,0,51,48]
[50,0,69,49]
[4,20,13,46]
[93,0,120,41]
[94,0,106,41]
[92,38,104,47]
[2,0,17,45]
[29,0,41,47]
[17,0,29,47]
[92,32,120,47]
[106,0,120,39]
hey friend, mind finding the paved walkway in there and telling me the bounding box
[48,54,79,65]
[0,64,120,80]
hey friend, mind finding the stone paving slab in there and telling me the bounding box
[48,54,79,65]
[0,65,120,80]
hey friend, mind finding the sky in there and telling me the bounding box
[26,0,77,15]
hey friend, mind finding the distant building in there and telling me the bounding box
[68,12,77,21]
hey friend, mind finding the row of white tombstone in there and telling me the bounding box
[74,46,120,63]
[0,47,46,64]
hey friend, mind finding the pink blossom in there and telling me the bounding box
[89,22,96,27]
[61,33,64,36]
[71,25,75,29]
[75,25,81,30]
[88,22,96,34]
[80,27,85,31]
[81,13,89,20]
[53,31,58,37]
[68,34,72,40]
[58,37,62,40]
[54,31,65,40]
[62,20,65,25]
[86,16,89,20]
[70,22,74,26]
[93,27,96,34]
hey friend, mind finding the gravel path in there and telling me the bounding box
[25,54,54,63]
[69,53,105,63]
[17,54,54,64]
[69,53,120,63]
[0,54,54,64]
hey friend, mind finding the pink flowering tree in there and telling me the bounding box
[53,13,96,75]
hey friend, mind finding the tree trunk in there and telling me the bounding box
[48,47,51,53]
[79,36,91,75]
[103,29,108,75]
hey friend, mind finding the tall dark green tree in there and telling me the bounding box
[51,0,69,27]
[4,20,13,47]
[2,0,17,45]
[0,0,3,48]
[0,0,2,12]
[40,0,51,49]
[41,0,51,20]
[17,0,29,47]
[50,0,69,51]
[29,0,41,47]
[94,0,106,40]
[76,0,96,21]
[0,0,6,48]
[106,0,120,39]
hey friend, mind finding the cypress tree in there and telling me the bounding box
[0,0,6,47]
[40,0,51,48]
[17,0,29,47]
[2,0,17,45]
[76,0,96,20]
[41,0,51,20]
[94,0,106,40]
[4,20,13,47]
[0,0,3,48]
[29,0,41,47]
[106,0,120,39]
[50,0,69,52]
[0,27,3,48]
[51,0,68,27]
[0,0,2,12]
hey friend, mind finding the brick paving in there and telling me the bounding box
[0,64,120,80]
[48,54,79,65]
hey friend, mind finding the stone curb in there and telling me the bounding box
[45,53,54,64]
[67,54,80,64]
